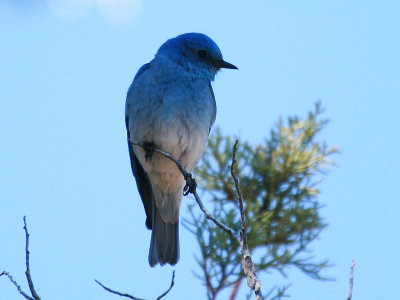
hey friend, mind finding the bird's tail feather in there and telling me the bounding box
[148,206,179,267]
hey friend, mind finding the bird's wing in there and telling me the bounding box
[126,63,153,229]
[208,81,217,133]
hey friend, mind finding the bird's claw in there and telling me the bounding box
[183,174,197,196]
[143,142,155,161]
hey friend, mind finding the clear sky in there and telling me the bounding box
[1,1,399,299]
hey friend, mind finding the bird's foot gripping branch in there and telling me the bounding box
[143,141,155,161]
[183,173,197,196]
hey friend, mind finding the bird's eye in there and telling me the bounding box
[197,50,207,58]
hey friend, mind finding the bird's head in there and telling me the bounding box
[156,33,237,80]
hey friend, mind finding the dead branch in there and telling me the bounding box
[230,140,263,300]
[23,216,41,300]
[95,271,175,300]
[346,259,355,300]
[156,270,175,300]
[0,271,34,300]
[94,280,145,300]
[0,216,41,300]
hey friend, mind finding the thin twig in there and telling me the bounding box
[95,270,175,300]
[94,280,145,300]
[230,140,263,300]
[346,259,355,300]
[0,271,34,300]
[192,189,239,242]
[23,216,41,300]
[156,270,175,300]
[230,141,248,248]
[129,139,238,241]
[0,217,40,300]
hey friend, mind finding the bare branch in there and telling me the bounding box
[230,141,248,249]
[346,259,355,300]
[1,217,41,300]
[23,216,41,300]
[95,270,175,300]
[0,271,34,300]
[94,280,145,300]
[192,189,239,242]
[156,270,175,300]
[129,139,238,241]
[230,140,263,300]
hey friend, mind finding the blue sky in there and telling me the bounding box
[1,1,399,299]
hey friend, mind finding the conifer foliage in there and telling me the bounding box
[184,102,338,300]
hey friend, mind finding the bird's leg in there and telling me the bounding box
[143,142,155,161]
[183,173,197,196]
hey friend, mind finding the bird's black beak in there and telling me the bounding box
[214,60,238,70]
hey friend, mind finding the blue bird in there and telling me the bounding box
[125,33,237,267]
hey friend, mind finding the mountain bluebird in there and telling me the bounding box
[125,33,237,267]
